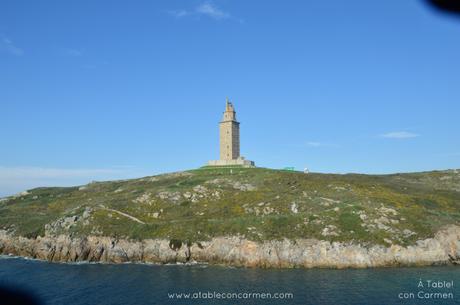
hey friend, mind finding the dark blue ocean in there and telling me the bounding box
[0,256,458,305]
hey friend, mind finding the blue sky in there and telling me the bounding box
[1,0,459,196]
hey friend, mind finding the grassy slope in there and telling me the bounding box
[0,167,459,247]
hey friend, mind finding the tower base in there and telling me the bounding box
[207,156,255,168]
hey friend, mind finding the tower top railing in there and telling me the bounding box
[222,98,237,121]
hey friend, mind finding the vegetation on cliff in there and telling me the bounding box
[1,167,459,247]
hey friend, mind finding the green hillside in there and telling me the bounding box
[1,167,459,246]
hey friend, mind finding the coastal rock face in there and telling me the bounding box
[0,225,459,268]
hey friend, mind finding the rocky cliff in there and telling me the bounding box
[1,225,459,268]
[2,168,459,268]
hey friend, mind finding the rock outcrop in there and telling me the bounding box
[0,225,459,268]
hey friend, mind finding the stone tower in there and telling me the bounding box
[207,98,255,167]
[220,99,240,160]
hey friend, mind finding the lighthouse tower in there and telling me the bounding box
[207,99,255,167]
[220,99,240,160]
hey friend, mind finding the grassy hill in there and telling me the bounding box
[1,167,459,247]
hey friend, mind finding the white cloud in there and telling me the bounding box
[0,166,147,197]
[168,9,190,18]
[0,167,123,180]
[381,131,419,139]
[0,36,24,56]
[63,48,83,56]
[306,141,339,148]
[438,152,460,157]
[196,2,230,20]
[168,2,230,20]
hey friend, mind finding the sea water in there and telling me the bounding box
[0,256,458,305]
